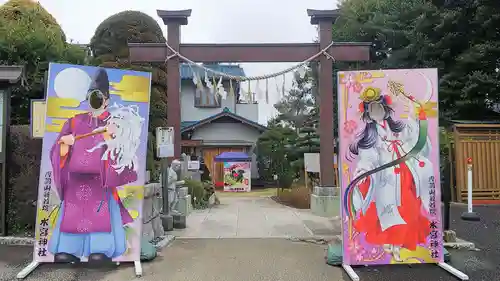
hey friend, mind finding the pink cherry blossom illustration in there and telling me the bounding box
[353,82,363,93]
[361,72,372,79]
[342,74,363,93]
[344,120,358,135]
[348,238,363,255]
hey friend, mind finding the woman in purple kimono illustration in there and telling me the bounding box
[48,68,139,263]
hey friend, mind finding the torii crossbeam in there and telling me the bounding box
[129,9,371,187]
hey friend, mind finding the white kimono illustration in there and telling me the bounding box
[351,116,433,232]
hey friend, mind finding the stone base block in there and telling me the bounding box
[177,187,189,197]
[142,182,163,241]
[313,186,339,196]
[311,194,340,217]
[175,195,192,216]
[173,215,187,229]
[161,214,174,232]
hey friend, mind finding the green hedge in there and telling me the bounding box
[7,125,42,234]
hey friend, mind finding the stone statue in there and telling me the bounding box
[167,160,182,215]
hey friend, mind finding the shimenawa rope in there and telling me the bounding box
[163,41,336,81]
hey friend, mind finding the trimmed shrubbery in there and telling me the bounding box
[7,125,42,234]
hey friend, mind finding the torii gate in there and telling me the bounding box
[129,9,370,187]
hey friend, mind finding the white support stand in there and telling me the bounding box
[16,260,144,279]
[438,262,469,280]
[461,158,480,221]
[342,263,359,281]
[134,260,143,277]
[341,262,468,281]
[16,261,40,279]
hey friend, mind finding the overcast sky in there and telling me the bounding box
[1,0,338,124]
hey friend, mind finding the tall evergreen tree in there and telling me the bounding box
[295,108,320,154]
[90,11,168,176]
[274,68,316,130]
[0,0,86,124]
[434,0,500,119]
[333,0,500,120]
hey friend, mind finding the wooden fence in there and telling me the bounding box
[453,124,500,202]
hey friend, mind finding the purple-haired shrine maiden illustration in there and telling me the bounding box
[337,69,469,281]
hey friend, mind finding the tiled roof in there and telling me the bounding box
[450,120,500,124]
[180,64,245,80]
[181,107,267,133]
[181,121,199,129]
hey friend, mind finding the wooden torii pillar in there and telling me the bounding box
[129,9,370,187]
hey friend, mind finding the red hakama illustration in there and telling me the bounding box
[353,141,430,251]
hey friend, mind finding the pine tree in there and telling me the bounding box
[256,126,297,187]
[274,68,315,130]
[295,108,320,154]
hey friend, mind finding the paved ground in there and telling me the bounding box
[169,196,341,238]
[349,203,497,281]
[446,203,500,281]
[105,238,344,281]
[0,201,497,281]
[0,245,116,281]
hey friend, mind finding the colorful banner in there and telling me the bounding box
[337,69,442,265]
[34,63,151,263]
[223,162,251,192]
